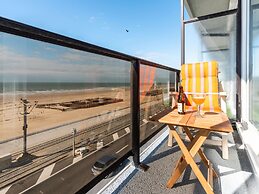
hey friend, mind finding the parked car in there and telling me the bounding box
[91,155,117,177]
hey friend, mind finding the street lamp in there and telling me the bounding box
[17,98,37,162]
[72,128,77,157]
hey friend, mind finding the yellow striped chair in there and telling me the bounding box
[181,61,222,112]
[169,61,229,159]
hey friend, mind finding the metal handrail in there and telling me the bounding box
[0,16,180,73]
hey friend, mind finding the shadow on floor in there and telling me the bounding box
[114,130,257,194]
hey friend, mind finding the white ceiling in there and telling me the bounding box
[184,0,237,18]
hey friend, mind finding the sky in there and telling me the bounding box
[0,34,131,83]
[0,0,181,69]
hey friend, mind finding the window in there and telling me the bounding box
[185,14,237,119]
[250,0,259,128]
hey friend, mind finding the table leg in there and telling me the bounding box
[167,125,211,187]
[167,126,214,194]
[166,155,187,188]
[183,127,218,178]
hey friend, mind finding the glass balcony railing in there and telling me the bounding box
[139,65,176,143]
[0,17,179,193]
[250,0,259,128]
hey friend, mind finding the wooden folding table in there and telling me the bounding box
[158,109,233,194]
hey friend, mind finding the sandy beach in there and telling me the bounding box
[0,87,131,142]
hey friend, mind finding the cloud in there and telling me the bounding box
[0,45,130,82]
[137,51,167,61]
[136,51,170,64]
[88,16,96,23]
[135,50,180,69]
[87,15,110,30]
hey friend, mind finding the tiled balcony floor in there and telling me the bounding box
[114,130,259,194]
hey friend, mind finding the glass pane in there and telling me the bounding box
[170,71,177,95]
[139,64,174,143]
[0,32,131,193]
[185,14,237,119]
[250,0,259,127]
[252,0,259,6]
[184,0,237,19]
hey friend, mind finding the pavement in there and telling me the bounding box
[115,130,259,194]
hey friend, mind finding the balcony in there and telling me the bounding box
[0,0,259,194]
[99,128,259,194]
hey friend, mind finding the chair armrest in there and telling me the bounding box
[219,92,227,97]
[219,92,227,113]
[170,92,179,96]
[170,92,178,108]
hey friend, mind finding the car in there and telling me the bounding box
[75,147,89,156]
[91,155,117,177]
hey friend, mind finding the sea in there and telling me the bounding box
[0,82,129,94]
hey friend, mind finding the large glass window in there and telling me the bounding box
[185,14,237,119]
[250,0,259,128]
[139,65,174,143]
[0,32,131,193]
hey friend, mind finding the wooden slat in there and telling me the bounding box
[168,127,175,147]
[187,112,233,133]
[159,109,232,133]
[149,107,173,122]
[221,133,229,160]
[209,162,213,188]
[184,127,218,178]
[158,108,193,127]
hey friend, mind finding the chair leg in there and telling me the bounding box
[178,126,183,134]
[168,128,174,147]
[221,133,228,160]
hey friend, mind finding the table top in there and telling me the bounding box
[158,108,233,133]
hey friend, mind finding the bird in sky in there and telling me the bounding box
[126,29,129,32]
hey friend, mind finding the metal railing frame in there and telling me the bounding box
[0,16,180,193]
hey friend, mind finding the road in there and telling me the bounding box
[0,107,131,155]
[0,112,133,188]
[1,122,161,194]
[0,102,165,194]
[22,132,132,194]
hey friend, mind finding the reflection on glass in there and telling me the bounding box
[250,0,259,127]
[0,32,131,193]
[139,65,172,143]
[185,14,237,118]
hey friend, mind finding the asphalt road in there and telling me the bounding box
[0,113,132,189]
[0,102,165,194]
[22,131,132,194]
[2,122,160,194]
[0,107,131,155]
